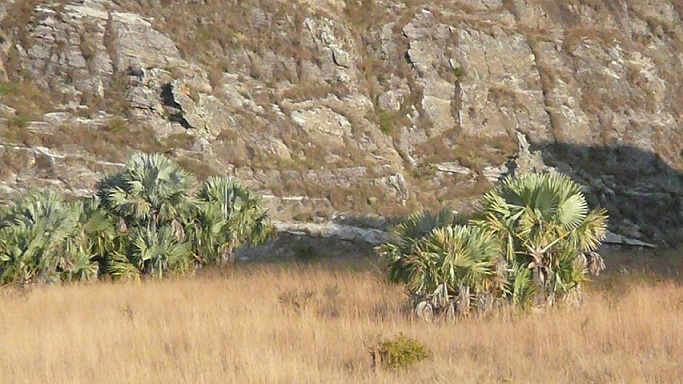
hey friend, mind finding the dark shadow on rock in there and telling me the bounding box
[236,232,379,270]
[535,141,683,246]
[241,139,683,268]
[595,245,683,285]
[160,83,192,129]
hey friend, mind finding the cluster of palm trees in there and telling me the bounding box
[378,172,609,317]
[0,150,608,313]
[0,153,272,286]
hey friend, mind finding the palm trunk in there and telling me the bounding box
[457,285,471,317]
[220,238,237,265]
[532,265,546,307]
[150,212,160,233]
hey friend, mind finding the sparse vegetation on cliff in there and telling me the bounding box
[0,1,682,381]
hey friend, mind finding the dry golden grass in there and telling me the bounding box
[1,255,683,384]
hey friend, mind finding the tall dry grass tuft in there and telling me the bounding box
[0,262,682,383]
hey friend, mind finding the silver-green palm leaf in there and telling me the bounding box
[109,225,191,280]
[190,176,273,265]
[473,172,608,305]
[380,214,503,313]
[0,190,93,285]
[413,225,502,294]
[97,152,197,232]
[378,208,463,281]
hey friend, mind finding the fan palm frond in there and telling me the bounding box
[474,172,609,307]
[0,189,90,285]
[190,176,272,265]
[96,152,197,230]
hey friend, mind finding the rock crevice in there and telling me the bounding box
[1,0,682,244]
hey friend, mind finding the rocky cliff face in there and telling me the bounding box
[0,0,682,243]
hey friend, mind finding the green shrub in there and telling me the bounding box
[378,172,609,317]
[0,152,273,285]
[0,82,12,96]
[369,334,431,370]
[9,115,30,129]
[452,66,465,78]
[377,109,395,134]
[0,190,99,286]
[410,163,436,180]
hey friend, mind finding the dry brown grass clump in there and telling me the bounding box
[1,255,682,383]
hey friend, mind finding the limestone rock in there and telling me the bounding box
[603,231,656,249]
[403,10,457,136]
[377,76,410,114]
[2,0,683,245]
[291,106,353,147]
[272,220,391,245]
[0,104,16,117]
[377,173,409,204]
[0,56,7,82]
[435,163,474,176]
[302,16,358,85]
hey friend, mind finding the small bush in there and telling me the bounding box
[376,109,395,134]
[0,82,12,96]
[369,334,431,370]
[277,288,316,314]
[9,115,30,129]
[410,163,436,180]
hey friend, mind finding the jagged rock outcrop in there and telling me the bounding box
[252,137,657,252]
[1,0,682,244]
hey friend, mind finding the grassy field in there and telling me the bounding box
[1,250,682,384]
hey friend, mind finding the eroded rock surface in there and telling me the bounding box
[1,0,682,243]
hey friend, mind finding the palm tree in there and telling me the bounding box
[378,209,501,317]
[378,208,463,285]
[109,225,192,280]
[96,152,197,234]
[64,197,123,281]
[472,172,608,306]
[189,176,273,266]
[95,153,198,279]
[379,173,609,316]
[0,189,91,285]
[412,225,503,315]
[0,153,275,285]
